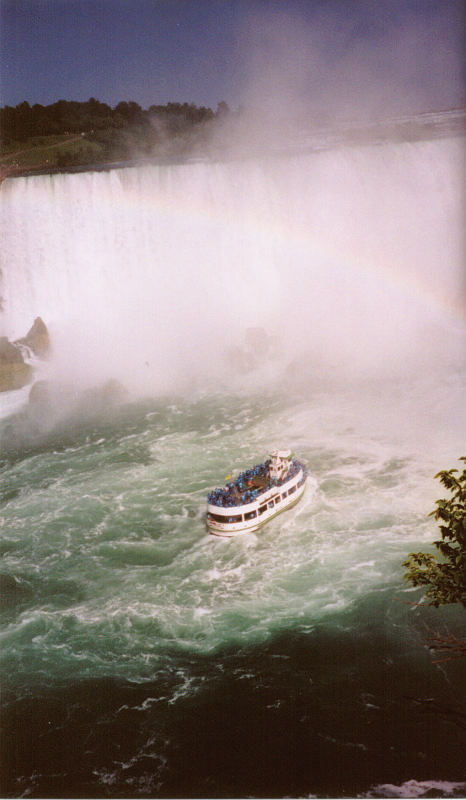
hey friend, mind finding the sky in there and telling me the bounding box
[0,0,465,117]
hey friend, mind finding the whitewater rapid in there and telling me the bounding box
[1,370,465,688]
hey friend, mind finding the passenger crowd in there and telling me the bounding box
[207,458,305,508]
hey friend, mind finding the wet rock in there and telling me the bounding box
[27,379,69,419]
[225,346,258,373]
[224,328,276,374]
[28,379,52,406]
[0,337,33,391]
[76,379,128,415]
[245,327,269,358]
[16,316,51,358]
[0,318,51,392]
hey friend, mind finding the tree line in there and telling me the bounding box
[0,98,231,169]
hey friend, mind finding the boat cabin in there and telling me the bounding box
[269,449,293,482]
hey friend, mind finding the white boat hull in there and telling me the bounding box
[207,467,307,537]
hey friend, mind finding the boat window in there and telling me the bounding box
[268,500,274,509]
[259,505,267,515]
[288,485,296,494]
[281,491,288,499]
[244,510,257,520]
[209,512,243,524]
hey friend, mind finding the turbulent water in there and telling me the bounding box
[1,134,466,798]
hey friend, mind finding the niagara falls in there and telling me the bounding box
[1,119,465,798]
[1,1,466,798]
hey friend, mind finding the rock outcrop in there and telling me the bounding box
[244,327,270,359]
[0,317,51,393]
[225,327,279,374]
[16,317,51,358]
[0,336,33,391]
[224,345,258,374]
[79,378,128,412]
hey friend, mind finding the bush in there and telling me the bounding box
[403,457,466,607]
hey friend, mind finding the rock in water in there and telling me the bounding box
[28,379,55,411]
[224,346,258,373]
[76,379,128,415]
[16,317,51,358]
[0,337,33,392]
[245,327,269,358]
[224,328,272,374]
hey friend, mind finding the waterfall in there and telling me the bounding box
[1,135,466,800]
[1,136,464,392]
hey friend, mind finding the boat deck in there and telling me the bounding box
[207,457,305,510]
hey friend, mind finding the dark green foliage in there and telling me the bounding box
[403,457,466,607]
[0,97,226,170]
[0,97,219,144]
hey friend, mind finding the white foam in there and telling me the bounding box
[366,780,466,798]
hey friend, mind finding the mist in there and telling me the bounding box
[1,3,465,400]
[235,3,465,121]
[1,128,464,401]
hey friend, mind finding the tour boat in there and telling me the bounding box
[206,449,308,537]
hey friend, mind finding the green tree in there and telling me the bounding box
[403,457,466,607]
[216,100,230,117]
[113,101,144,125]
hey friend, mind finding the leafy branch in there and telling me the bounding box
[402,457,466,608]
